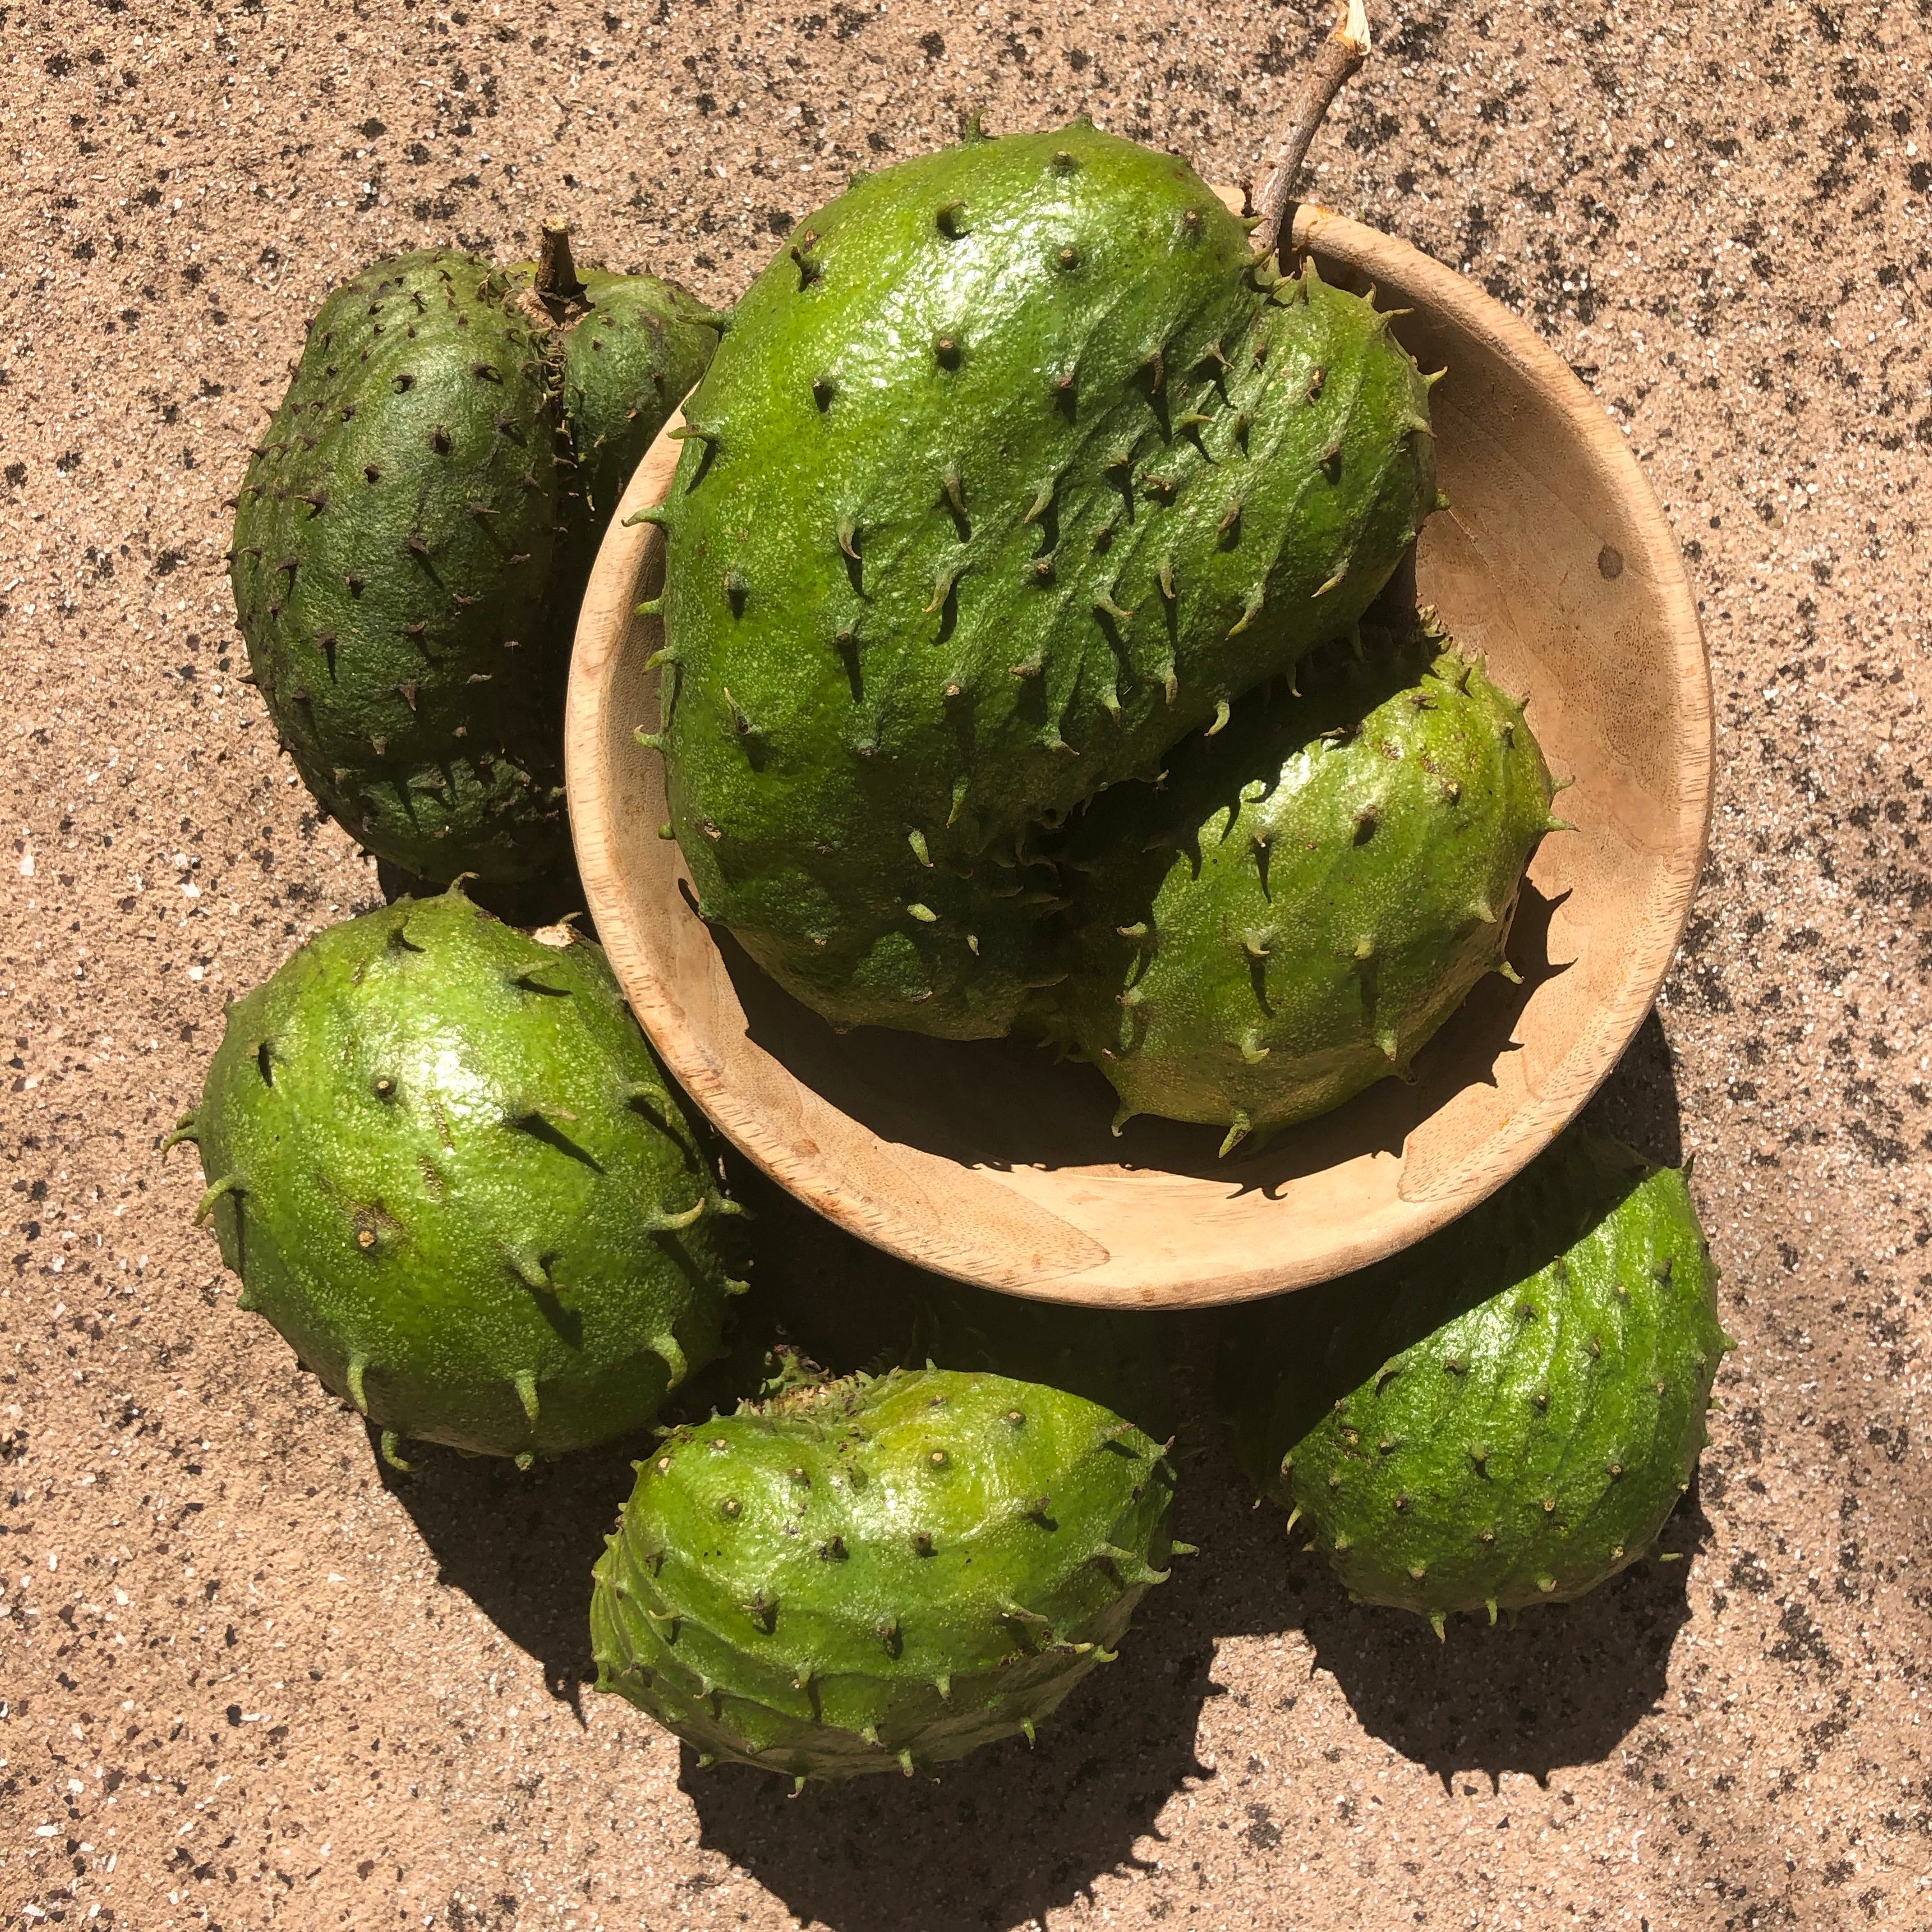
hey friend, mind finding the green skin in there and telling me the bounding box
[592,1367,1177,1781]
[172,887,745,1466]
[1050,620,1558,1150]
[231,250,718,884]
[1215,1131,1732,1629]
[549,267,726,630]
[656,123,1439,1038]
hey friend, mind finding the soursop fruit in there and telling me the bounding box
[230,238,719,884]
[1215,1131,1731,1632]
[1049,613,1560,1153]
[592,1367,1179,1781]
[170,884,745,1467]
[650,121,1439,1038]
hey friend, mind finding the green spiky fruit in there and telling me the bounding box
[1049,617,1556,1151]
[171,885,744,1466]
[1215,1131,1731,1631]
[592,1367,1178,1781]
[549,262,727,623]
[654,122,1438,1037]
[714,1162,1177,1438]
[231,244,718,883]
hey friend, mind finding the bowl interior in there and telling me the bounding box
[564,206,1711,1308]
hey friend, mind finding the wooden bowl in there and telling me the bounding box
[564,202,1711,1309]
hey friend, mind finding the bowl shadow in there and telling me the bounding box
[1575,1006,1684,1169]
[717,878,1575,1191]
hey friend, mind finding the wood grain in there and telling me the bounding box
[563,204,1712,1308]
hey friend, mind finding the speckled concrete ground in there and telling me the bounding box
[3,1,1931,1927]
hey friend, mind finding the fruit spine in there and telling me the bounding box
[592,1367,1179,1780]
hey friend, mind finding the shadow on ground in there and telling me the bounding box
[1289,1476,1711,1790]
[372,1423,644,1710]
[1197,1011,1698,1790]
[681,1439,1709,1929]
[1579,1007,1685,1169]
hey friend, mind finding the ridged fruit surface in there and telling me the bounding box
[654,123,1438,1037]
[231,249,718,883]
[173,885,744,1465]
[1050,615,1557,1150]
[1215,1131,1730,1629]
[592,1367,1177,1780]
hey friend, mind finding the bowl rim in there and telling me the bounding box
[564,203,1713,1307]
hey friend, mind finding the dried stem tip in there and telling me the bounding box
[1252,0,1372,263]
[535,222,586,315]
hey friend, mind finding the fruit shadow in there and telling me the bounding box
[1262,1472,1712,1792]
[678,1335,1706,1930]
[376,852,598,935]
[719,878,1572,1188]
[362,1017,1687,1920]
[676,1397,1226,1932]
[369,1422,640,1711]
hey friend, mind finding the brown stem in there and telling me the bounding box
[535,222,585,310]
[1252,0,1372,261]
